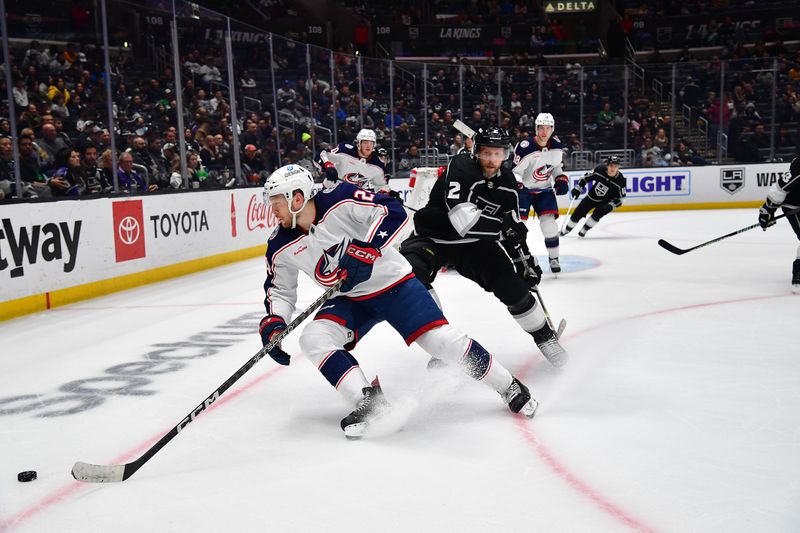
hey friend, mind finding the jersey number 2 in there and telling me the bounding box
[447,182,461,199]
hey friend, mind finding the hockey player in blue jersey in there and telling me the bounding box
[511,113,570,274]
[258,164,539,439]
[315,128,389,193]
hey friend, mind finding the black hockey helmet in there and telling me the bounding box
[605,155,621,165]
[475,127,511,149]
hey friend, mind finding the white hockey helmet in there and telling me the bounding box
[264,164,315,227]
[355,128,376,145]
[535,113,555,128]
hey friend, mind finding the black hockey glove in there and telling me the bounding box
[338,239,382,292]
[323,161,339,183]
[554,174,569,195]
[507,241,542,289]
[758,202,777,230]
[259,315,291,365]
[570,186,582,199]
[388,189,404,204]
[502,212,528,244]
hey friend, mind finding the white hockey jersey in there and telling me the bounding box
[316,142,388,191]
[263,182,411,322]
[511,137,566,191]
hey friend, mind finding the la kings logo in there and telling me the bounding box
[0,218,82,278]
[720,168,745,195]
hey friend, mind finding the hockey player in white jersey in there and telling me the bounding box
[315,128,389,193]
[511,113,570,274]
[258,164,539,439]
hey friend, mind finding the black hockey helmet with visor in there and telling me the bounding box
[474,127,512,161]
[605,155,621,166]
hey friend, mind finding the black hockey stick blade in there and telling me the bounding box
[657,238,690,255]
[71,279,344,483]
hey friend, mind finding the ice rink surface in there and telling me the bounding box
[1,208,798,533]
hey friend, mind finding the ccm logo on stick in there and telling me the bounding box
[346,244,380,263]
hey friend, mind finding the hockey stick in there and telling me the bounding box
[512,246,567,338]
[71,279,344,483]
[559,195,577,234]
[533,286,567,339]
[453,119,476,139]
[657,211,795,255]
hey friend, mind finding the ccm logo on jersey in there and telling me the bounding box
[345,243,380,264]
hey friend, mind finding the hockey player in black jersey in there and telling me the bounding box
[400,127,568,367]
[561,156,627,238]
[758,155,800,292]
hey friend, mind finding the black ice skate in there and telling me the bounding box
[793,259,800,294]
[549,257,561,273]
[559,224,573,237]
[340,380,388,440]
[578,224,591,237]
[502,377,538,418]
[531,324,569,367]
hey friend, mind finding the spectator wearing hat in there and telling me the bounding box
[242,144,265,185]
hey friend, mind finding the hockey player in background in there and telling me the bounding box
[561,155,627,237]
[512,113,570,274]
[400,127,568,368]
[259,165,539,439]
[315,128,389,193]
[758,155,800,292]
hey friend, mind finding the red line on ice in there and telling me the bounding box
[512,292,795,533]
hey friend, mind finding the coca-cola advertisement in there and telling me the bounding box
[245,193,278,233]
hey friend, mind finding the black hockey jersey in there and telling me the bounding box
[413,153,520,243]
[766,156,800,209]
[578,164,627,205]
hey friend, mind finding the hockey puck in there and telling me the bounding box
[17,471,37,482]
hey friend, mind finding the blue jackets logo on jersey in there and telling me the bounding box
[534,164,553,181]
[315,241,346,286]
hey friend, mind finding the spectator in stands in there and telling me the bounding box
[239,70,257,97]
[750,123,771,152]
[654,128,670,151]
[18,135,50,197]
[81,142,108,194]
[450,133,464,155]
[597,102,616,129]
[0,137,14,197]
[12,78,29,112]
[38,123,70,171]
[776,126,798,152]
[117,151,155,192]
[49,149,86,196]
[672,141,708,166]
[47,78,71,105]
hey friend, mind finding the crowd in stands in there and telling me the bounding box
[1,2,799,203]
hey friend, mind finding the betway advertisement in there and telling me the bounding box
[1,188,276,304]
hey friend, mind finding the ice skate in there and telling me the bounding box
[559,225,573,237]
[792,259,800,294]
[502,377,538,418]
[578,224,590,237]
[531,324,569,367]
[341,380,389,440]
[549,257,561,274]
